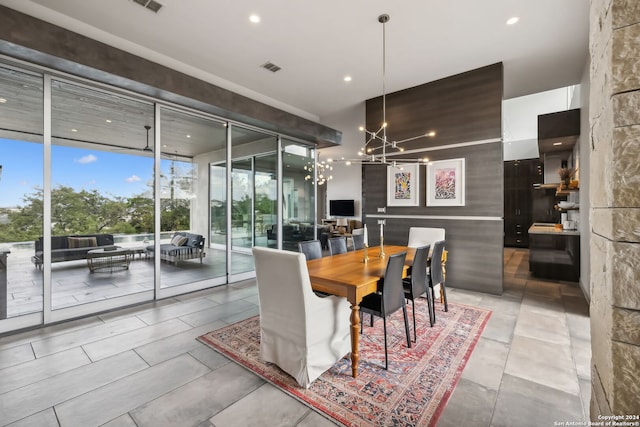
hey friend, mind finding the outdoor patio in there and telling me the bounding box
[2,244,254,319]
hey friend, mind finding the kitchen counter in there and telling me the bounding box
[528,223,580,282]
[528,223,580,236]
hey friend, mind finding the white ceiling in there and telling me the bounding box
[1,0,589,122]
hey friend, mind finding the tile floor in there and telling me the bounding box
[0,248,590,426]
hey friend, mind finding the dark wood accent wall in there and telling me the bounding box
[362,63,504,295]
[366,63,503,149]
[0,5,341,148]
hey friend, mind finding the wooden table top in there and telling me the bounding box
[306,245,415,287]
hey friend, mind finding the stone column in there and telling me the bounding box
[590,0,640,417]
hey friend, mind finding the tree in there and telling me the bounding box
[0,184,191,243]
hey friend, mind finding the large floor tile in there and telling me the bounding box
[476,294,522,317]
[135,297,220,325]
[481,312,517,344]
[0,315,103,350]
[437,378,497,427]
[179,299,256,327]
[130,362,264,426]
[31,316,146,358]
[571,336,592,380]
[100,414,138,427]
[188,344,231,371]
[6,408,59,427]
[491,374,584,426]
[513,307,571,345]
[0,351,147,425]
[82,318,191,361]
[134,320,226,365]
[296,410,340,427]
[209,383,310,427]
[579,378,591,421]
[461,337,509,391]
[504,334,580,395]
[0,346,90,394]
[0,344,34,370]
[97,298,180,323]
[54,353,210,427]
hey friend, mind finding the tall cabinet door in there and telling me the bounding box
[504,159,540,247]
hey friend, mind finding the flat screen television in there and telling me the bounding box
[329,199,355,217]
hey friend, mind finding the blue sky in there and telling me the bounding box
[1,138,155,207]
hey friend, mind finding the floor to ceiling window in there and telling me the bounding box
[0,66,44,330]
[157,107,227,293]
[282,139,316,251]
[0,59,319,333]
[50,79,156,311]
[229,126,277,279]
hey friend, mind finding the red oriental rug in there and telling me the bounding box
[198,299,491,427]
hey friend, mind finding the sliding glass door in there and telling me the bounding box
[157,107,227,295]
[228,126,277,280]
[0,66,44,332]
[0,58,319,334]
[282,139,316,251]
[49,79,155,315]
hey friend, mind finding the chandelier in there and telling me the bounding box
[304,158,333,185]
[357,14,435,165]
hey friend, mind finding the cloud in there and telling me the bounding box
[75,154,97,164]
[125,175,141,183]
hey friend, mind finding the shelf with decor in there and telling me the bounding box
[554,205,579,212]
[556,187,579,196]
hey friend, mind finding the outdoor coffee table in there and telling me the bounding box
[87,247,133,273]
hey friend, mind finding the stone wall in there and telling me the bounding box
[590,0,640,416]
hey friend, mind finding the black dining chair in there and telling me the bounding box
[429,240,449,323]
[402,245,434,341]
[328,236,348,255]
[298,240,323,261]
[351,234,365,250]
[359,251,411,369]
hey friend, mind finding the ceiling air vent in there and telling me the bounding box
[261,61,282,73]
[132,0,163,13]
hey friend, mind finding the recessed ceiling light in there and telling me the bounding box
[105,119,112,123]
[71,128,78,132]
[249,14,260,23]
[186,134,191,138]
[0,98,7,103]
[553,142,563,146]
[506,16,519,25]
[344,76,352,82]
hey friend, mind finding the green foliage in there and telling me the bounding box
[0,185,190,243]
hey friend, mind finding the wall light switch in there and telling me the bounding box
[377,207,386,213]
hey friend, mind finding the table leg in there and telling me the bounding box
[350,304,360,378]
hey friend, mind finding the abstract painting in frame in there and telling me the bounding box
[426,158,465,206]
[387,163,419,207]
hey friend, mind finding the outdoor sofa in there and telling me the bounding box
[33,234,115,268]
[145,231,206,265]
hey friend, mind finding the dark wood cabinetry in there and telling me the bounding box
[504,159,543,247]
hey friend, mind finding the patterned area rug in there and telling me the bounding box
[198,299,491,427]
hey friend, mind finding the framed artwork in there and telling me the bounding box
[387,163,420,207]
[426,158,465,206]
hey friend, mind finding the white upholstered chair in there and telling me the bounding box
[407,227,445,250]
[407,227,447,305]
[252,246,351,388]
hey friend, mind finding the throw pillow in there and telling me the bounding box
[170,235,188,246]
[68,236,98,248]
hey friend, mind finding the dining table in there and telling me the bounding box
[306,245,416,378]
